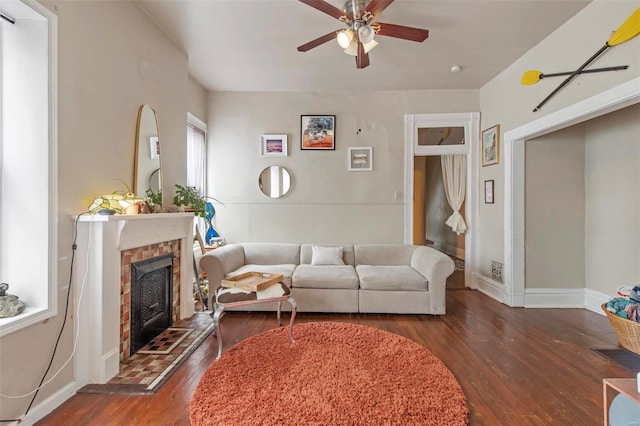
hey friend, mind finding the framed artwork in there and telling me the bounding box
[484,179,494,204]
[150,136,160,159]
[481,124,500,166]
[261,134,287,157]
[301,115,335,150]
[348,147,373,171]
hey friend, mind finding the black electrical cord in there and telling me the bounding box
[0,213,88,423]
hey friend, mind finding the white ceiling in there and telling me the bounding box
[137,0,591,92]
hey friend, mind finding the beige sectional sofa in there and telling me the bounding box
[199,243,455,315]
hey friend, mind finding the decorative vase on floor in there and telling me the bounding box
[204,202,220,245]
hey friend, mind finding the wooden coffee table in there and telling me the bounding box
[603,378,640,425]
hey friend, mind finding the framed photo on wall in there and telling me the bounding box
[481,124,500,166]
[301,115,335,150]
[348,147,373,171]
[484,179,494,204]
[261,134,287,157]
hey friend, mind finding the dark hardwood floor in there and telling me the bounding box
[37,290,630,425]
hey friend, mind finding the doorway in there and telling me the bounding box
[404,113,480,290]
[413,155,466,288]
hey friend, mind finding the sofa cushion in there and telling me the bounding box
[356,265,428,291]
[354,245,417,266]
[240,243,300,265]
[293,265,359,289]
[311,245,345,265]
[228,264,297,288]
[300,244,355,265]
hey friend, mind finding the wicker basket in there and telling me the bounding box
[601,303,640,355]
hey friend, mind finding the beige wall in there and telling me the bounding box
[188,76,208,121]
[207,90,478,244]
[0,0,201,420]
[584,103,640,294]
[478,1,640,277]
[525,125,586,289]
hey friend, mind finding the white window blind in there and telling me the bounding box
[186,122,206,196]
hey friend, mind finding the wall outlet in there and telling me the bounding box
[394,190,402,200]
[491,261,503,282]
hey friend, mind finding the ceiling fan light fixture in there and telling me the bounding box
[363,39,378,54]
[337,29,355,49]
[343,40,358,56]
[358,25,375,44]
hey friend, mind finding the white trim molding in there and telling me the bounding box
[17,381,80,426]
[478,283,610,314]
[524,288,585,308]
[503,77,640,308]
[404,112,480,289]
[584,289,609,315]
[474,273,505,303]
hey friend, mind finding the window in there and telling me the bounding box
[187,112,207,237]
[0,0,57,336]
[186,113,207,196]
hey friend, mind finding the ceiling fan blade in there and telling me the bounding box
[376,22,429,42]
[363,0,394,18]
[298,0,344,20]
[297,31,338,52]
[356,42,370,69]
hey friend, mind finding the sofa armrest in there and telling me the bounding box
[199,244,245,307]
[410,246,455,314]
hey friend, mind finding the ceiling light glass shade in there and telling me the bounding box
[363,39,378,54]
[358,25,375,44]
[337,29,355,49]
[344,40,358,56]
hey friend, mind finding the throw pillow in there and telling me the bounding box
[311,245,345,265]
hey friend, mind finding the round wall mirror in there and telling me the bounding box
[259,166,291,198]
[133,105,161,201]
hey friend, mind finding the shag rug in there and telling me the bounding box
[190,322,468,425]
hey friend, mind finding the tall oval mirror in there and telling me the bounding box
[259,166,291,198]
[134,105,161,203]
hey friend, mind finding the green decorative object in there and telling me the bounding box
[173,185,224,218]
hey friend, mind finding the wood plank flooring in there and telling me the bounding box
[37,290,631,425]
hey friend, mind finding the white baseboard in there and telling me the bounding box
[584,289,609,315]
[471,279,608,313]
[15,381,79,426]
[524,288,585,308]
[474,273,504,303]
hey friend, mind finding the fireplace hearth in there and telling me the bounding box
[130,253,174,355]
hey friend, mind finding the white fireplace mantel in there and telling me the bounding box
[74,213,195,385]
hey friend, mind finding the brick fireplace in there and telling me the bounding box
[74,213,195,385]
[120,240,181,361]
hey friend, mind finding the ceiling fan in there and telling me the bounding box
[297,0,429,69]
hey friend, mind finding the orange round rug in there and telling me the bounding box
[190,322,468,425]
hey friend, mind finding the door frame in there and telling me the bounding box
[503,77,640,307]
[404,113,480,288]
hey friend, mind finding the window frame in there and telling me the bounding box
[0,0,58,337]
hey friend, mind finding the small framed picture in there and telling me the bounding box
[484,180,494,204]
[348,147,373,171]
[481,124,500,166]
[261,134,287,157]
[301,115,335,150]
[150,136,160,159]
